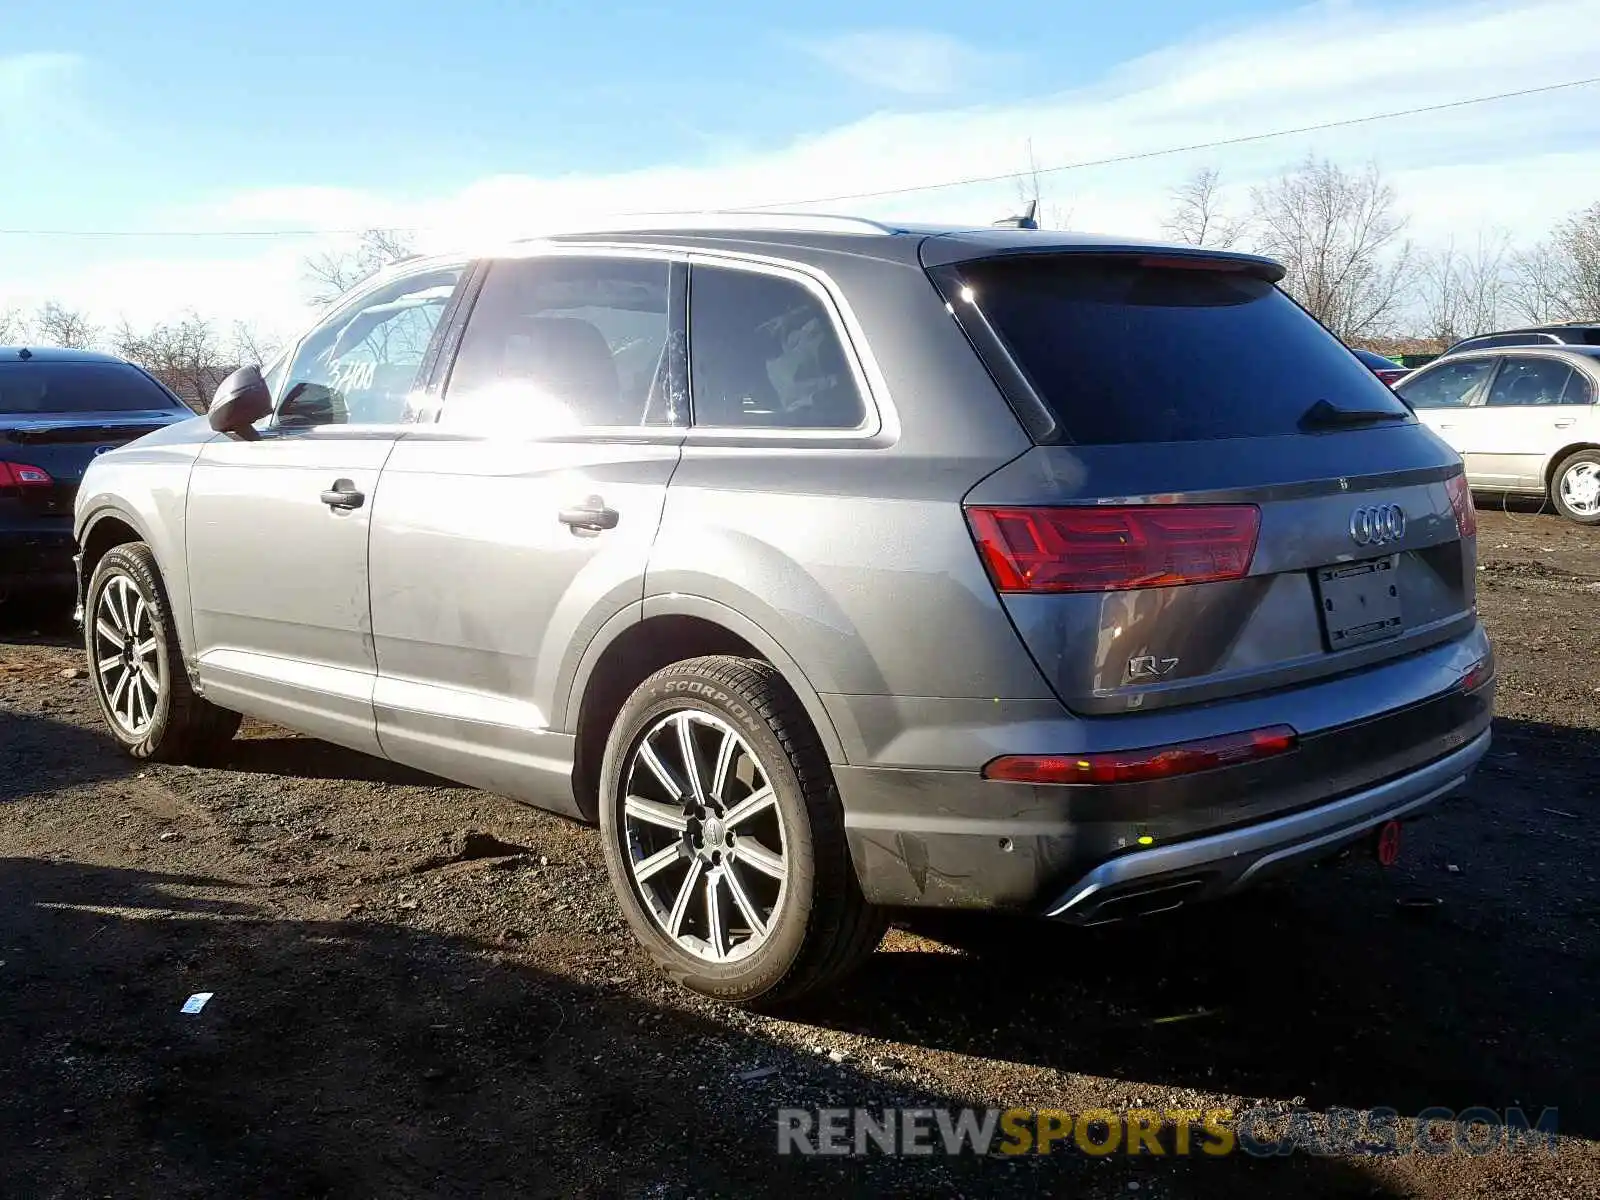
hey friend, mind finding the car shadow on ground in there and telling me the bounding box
[0,707,136,803]
[0,858,1403,1198]
[807,715,1598,1145]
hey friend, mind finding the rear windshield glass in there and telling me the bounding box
[939,256,1411,444]
[0,362,183,414]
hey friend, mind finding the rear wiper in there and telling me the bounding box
[1298,398,1410,430]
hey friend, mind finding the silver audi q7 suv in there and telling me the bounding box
[74,214,1494,1006]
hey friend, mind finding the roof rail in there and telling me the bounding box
[532,211,917,238]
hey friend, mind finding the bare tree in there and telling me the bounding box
[1507,202,1600,324]
[303,228,417,308]
[1011,140,1072,230]
[1163,167,1241,248]
[1247,157,1412,341]
[31,301,99,350]
[230,321,283,369]
[112,313,230,412]
[1417,231,1510,346]
[0,307,25,344]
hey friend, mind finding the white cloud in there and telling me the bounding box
[791,29,1014,95]
[6,0,1600,338]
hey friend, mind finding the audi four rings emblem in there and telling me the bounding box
[1350,503,1406,546]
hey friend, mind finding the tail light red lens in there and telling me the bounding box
[0,461,53,490]
[965,504,1260,593]
[1458,655,1492,693]
[983,725,1298,786]
[1445,472,1477,538]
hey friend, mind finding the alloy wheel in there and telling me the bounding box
[621,709,788,963]
[93,574,162,739]
[1560,461,1600,517]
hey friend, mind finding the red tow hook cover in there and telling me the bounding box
[1374,819,1402,867]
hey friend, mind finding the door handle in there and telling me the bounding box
[320,478,365,510]
[559,497,619,533]
[1437,423,1454,430]
[1554,419,1576,428]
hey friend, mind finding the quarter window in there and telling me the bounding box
[1562,369,1594,405]
[276,265,464,428]
[443,256,678,432]
[688,265,866,430]
[1396,359,1495,409]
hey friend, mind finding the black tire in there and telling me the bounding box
[1550,449,1600,525]
[598,655,886,1008]
[84,542,241,761]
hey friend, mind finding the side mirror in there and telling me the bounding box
[208,366,273,440]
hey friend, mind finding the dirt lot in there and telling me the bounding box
[3,507,1598,1199]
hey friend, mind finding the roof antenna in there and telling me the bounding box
[992,199,1039,230]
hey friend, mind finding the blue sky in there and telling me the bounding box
[2,0,1291,228]
[4,0,1600,335]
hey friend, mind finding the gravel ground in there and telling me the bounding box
[2,507,1598,1199]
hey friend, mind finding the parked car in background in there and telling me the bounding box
[1396,345,1600,524]
[2,348,191,601]
[1352,348,1411,386]
[1442,323,1600,357]
[73,215,1493,1005]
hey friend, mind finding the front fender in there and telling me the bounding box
[74,436,206,671]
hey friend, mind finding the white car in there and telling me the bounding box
[1396,346,1600,524]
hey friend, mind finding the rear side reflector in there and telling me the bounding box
[966,504,1260,593]
[1445,472,1477,538]
[984,725,1298,786]
[0,461,53,490]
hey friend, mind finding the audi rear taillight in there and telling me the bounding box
[983,725,1298,786]
[965,504,1261,594]
[0,461,53,491]
[1445,472,1477,538]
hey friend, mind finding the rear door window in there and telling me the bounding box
[935,255,1410,444]
[1396,359,1497,409]
[1485,358,1578,407]
[688,265,867,430]
[0,362,185,414]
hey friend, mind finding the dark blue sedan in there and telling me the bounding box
[1,348,191,600]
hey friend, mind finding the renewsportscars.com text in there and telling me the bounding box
[776,1105,1560,1158]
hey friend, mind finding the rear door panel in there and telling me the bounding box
[368,433,681,813]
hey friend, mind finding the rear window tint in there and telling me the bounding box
[689,265,866,430]
[939,256,1412,444]
[0,362,183,414]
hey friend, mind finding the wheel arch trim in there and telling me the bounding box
[76,502,199,686]
[563,594,846,765]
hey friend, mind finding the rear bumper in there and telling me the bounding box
[1043,728,1487,922]
[837,632,1494,913]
